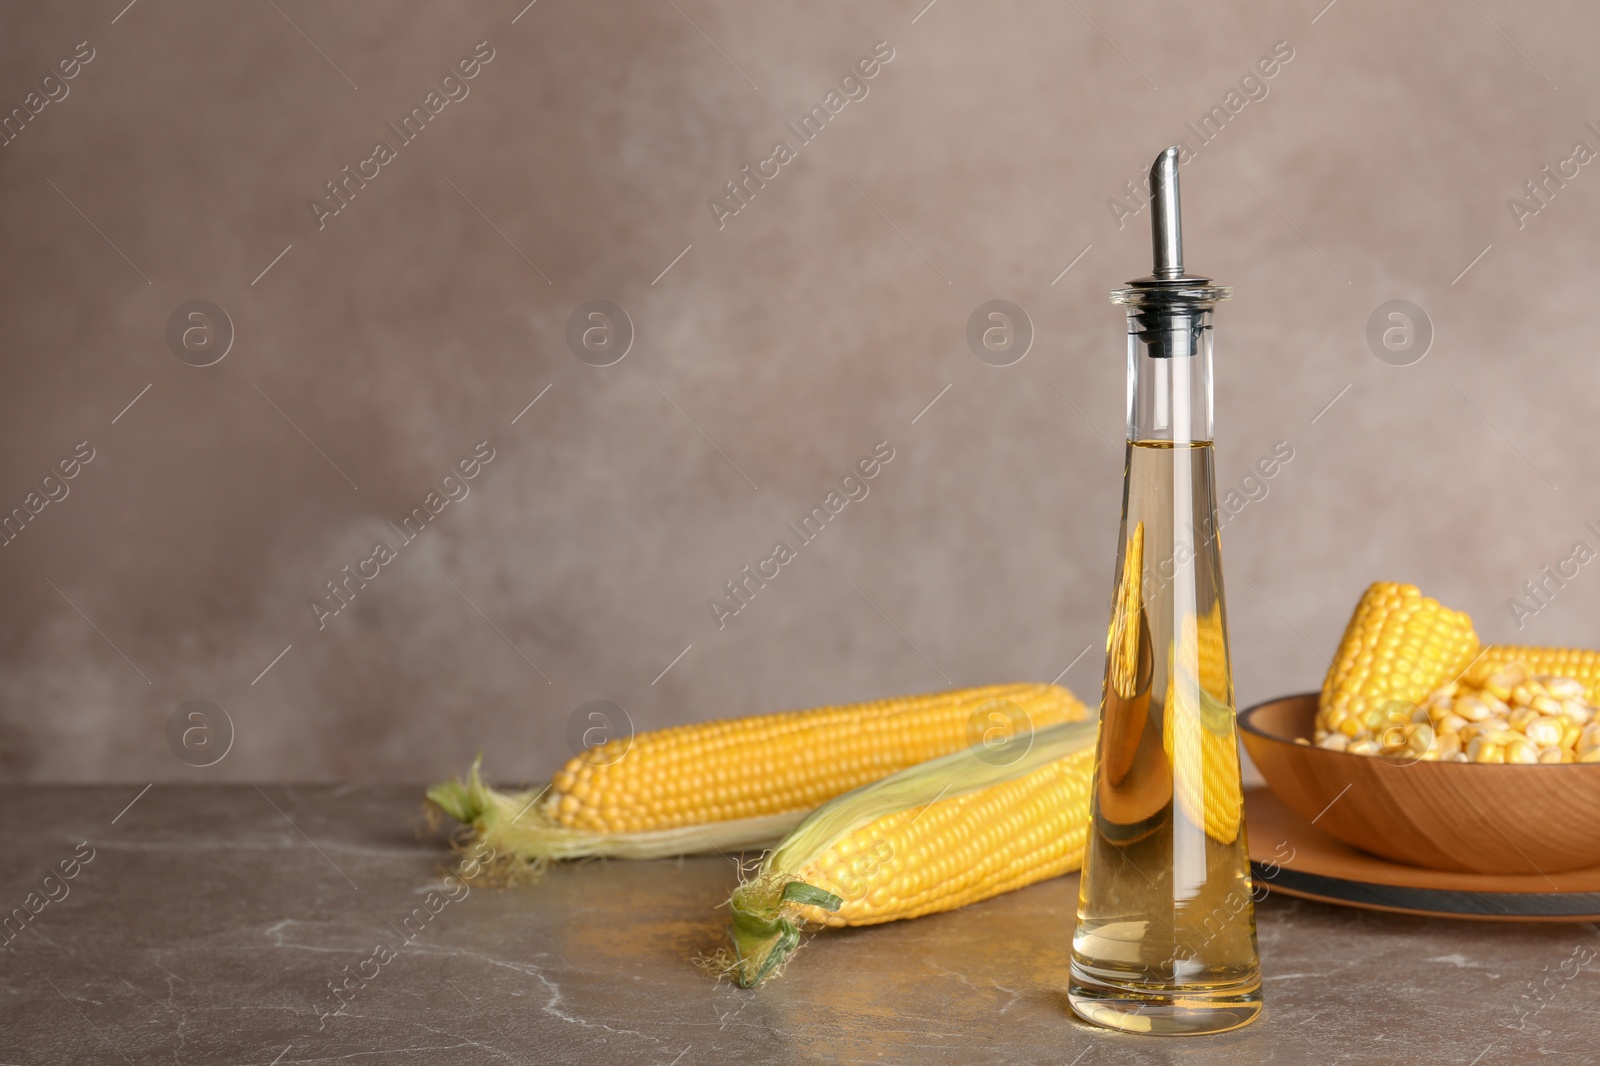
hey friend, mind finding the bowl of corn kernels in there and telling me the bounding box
[1239,581,1600,875]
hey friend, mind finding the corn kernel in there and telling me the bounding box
[1505,740,1540,765]
[1524,719,1563,747]
[1547,677,1585,700]
[1467,737,1504,763]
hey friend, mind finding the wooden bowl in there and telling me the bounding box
[1239,693,1600,875]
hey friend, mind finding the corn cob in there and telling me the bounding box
[1109,520,1146,704]
[1194,598,1232,702]
[427,683,1088,870]
[1317,582,1479,738]
[1099,521,1150,807]
[714,720,1100,988]
[1163,603,1243,843]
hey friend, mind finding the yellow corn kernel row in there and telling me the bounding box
[546,683,1087,834]
[714,720,1100,987]
[1195,599,1232,703]
[1165,695,1245,843]
[1163,604,1243,844]
[1317,582,1480,737]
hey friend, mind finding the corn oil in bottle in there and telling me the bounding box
[1068,147,1262,1036]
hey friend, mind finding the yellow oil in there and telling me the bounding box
[1069,439,1261,1035]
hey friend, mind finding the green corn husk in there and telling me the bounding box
[426,758,805,878]
[708,720,1100,988]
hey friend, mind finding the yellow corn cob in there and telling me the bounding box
[1476,646,1600,706]
[548,682,1085,832]
[1099,521,1151,816]
[427,683,1087,869]
[1109,520,1146,702]
[1318,582,1480,737]
[795,745,1095,927]
[1195,598,1231,702]
[715,720,1100,987]
[1163,603,1243,844]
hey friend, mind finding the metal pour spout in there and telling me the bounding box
[1150,147,1184,281]
[1112,146,1230,360]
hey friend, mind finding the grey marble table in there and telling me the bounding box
[2,785,1593,1065]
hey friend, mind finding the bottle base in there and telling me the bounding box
[1068,986,1261,1036]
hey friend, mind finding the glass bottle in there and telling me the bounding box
[1068,147,1262,1036]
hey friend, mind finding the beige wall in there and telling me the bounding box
[2,1,1597,782]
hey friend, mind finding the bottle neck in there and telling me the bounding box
[1124,305,1216,444]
